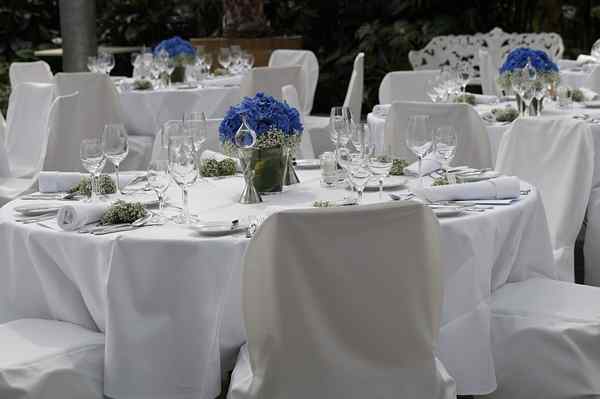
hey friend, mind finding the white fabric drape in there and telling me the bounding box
[343,52,364,121]
[486,278,600,399]
[240,66,303,104]
[383,101,492,169]
[495,118,594,282]
[0,110,9,177]
[479,49,501,96]
[229,202,456,399]
[269,50,319,115]
[0,319,105,399]
[378,70,439,104]
[8,61,53,88]
[282,84,315,159]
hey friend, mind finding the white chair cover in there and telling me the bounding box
[486,278,600,399]
[282,84,315,159]
[479,49,501,96]
[557,59,578,70]
[383,101,492,169]
[269,50,319,115]
[0,318,104,399]
[585,65,600,93]
[495,118,593,282]
[378,70,439,104]
[228,202,456,399]
[8,61,53,88]
[0,110,8,177]
[5,82,55,178]
[343,52,364,121]
[240,66,303,104]
[50,73,151,172]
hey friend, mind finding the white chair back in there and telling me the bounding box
[9,61,53,88]
[269,50,319,115]
[240,66,303,103]
[0,110,9,177]
[495,118,594,281]
[479,49,500,96]
[239,202,455,399]
[383,101,492,169]
[5,83,55,178]
[343,52,364,121]
[378,70,439,104]
[282,84,315,159]
[585,65,600,93]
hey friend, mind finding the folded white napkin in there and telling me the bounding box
[580,87,599,101]
[473,94,498,104]
[577,55,599,66]
[200,150,242,171]
[56,203,111,231]
[372,104,391,117]
[403,157,441,177]
[38,172,136,193]
[415,176,520,203]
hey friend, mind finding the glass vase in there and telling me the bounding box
[250,146,286,194]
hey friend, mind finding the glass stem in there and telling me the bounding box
[357,189,363,203]
[378,177,384,200]
[114,163,120,193]
[158,192,164,213]
[90,173,97,202]
[418,156,423,187]
[183,186,190,224]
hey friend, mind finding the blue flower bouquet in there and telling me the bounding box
[219,92,303,192]
[497,47,560,90]
[154,36,196,82]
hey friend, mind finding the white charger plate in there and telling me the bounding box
[294,159,321,169]
[189,220,249,236]
[14,203,63,216]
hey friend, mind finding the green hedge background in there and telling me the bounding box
[1,0,598,115]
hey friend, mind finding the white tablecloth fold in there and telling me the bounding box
[404,158,442,176]
[39,172,137,193]
[57,203,110,231]
[415,176,520,202]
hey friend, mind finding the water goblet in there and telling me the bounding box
[433,126,457,180]
[80,138,106,202]
[368,144,393,199]
[147,160,171,222]
[168,135,198,224]
[102,124,129,194]
[218,48,232,73]
[348,155,372,203]
[406,115,433,187]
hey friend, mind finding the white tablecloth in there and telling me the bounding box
[0,170,556,397]
[560,68,592,89]
[118,76,242,137]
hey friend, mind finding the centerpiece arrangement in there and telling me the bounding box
[219,92,303,194]
[497,47,559,116]
[154,36,196,83]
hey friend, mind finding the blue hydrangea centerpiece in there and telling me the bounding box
[497,47,560,90]
[153,36,195,66]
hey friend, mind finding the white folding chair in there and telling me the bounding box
[282,84,316,159]
[228,202,456,399]
[240,66,303,104]
[50,73,152,171]
[378,70,439,104]
[269,50,319,115]
[495,118,594,282]
[9,61,53,88]
[343,52,364,121]
[383,101,492,169]
[0,319,105,399]
[479,49,501,96]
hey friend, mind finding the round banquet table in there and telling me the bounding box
[0,170,556,397]
[118,76,242,137]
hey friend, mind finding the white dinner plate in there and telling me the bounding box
[584,101,600,108]
[433,208,464,218]
[294,159,321,169]
[364,176,408,191]
[14,203,63,216]
[189,220,249,236]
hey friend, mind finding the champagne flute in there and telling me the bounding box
[168,135,198,224]
[102,124,129,194]
[406,115,433,187]
[218,48,232,73]
[183,112,207,154]
[434,126,458,180]
[80,138,106,202]
[147,160,170,222]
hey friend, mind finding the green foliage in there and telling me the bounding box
[100,200,146,225]
[200,158,237,177]
[68,175,117,197]
[390,159,409,176]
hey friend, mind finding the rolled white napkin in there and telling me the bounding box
[200,150,242,171]
[403,157,441,177]
[56,202,111,231]
[415,176,520,203]
[577,55,599,66]
[579,87,599,101]
[372,104,391,117]
[38,172,136,193]
[473,94,498,104]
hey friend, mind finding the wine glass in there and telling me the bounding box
[347,154,372,203]
[80,138,106,202]
[183,112,207,168]
[104,53,115,75]
[350,120,364,153]
[218,48,232,73]
[406,115,433,187]
[131,53,141,79]
[368,143,393,199]
[456,62,472,94]
[329,106,352,148]
[102,124,129,194]
[87,56,98,73]
[434,126,458,180]
[168,135,198,224]
[147,160,171,222]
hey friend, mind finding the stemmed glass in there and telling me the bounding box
[406,115,433,187]
[368,143,393,200]
[131,53,141,79]
[87,56,98,73]
[456,62,472,94]
[102,124,129,194]
[347,153,372,203]
[168,135,198,224]
[512,58,537,117]
[80,138,106,202]
[218,48,232,73]
[183,112,207,171]
[147,160,170,223]
[433,126,457,180]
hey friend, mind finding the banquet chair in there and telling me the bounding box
[479,49,501,96]
[8,60,53,88]
[282,84,317,159]
[228,202,456,399]
[585,64,600,93]
[240,66,303,104]
[50,72,152,172]
[269,49,319,115]
[0,318,105,399]
[343,52,364,121]
[383,101,492,169]
[495,118,593,282]
[378,70,439,104]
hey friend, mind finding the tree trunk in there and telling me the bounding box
[222,0,271,38]
[59,0,97,72]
